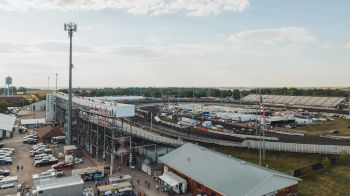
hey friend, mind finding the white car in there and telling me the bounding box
[32,143,45,148]
[0,150,13,155]
[33,145,48,151]
[74,158,83,165]
[0,152,11,157]
[24,135,37,140]
[0,157,12,161]
[34,154,52,161]
[1,148,15,153]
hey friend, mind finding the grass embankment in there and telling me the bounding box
[203,144,350,195]
[296,117,350,136]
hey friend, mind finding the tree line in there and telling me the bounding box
[59,87,350,99]
[0,87,27,95]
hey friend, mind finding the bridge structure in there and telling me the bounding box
[46,93,186,166]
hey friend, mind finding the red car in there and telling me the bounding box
[51,162,73,170]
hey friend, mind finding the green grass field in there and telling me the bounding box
[295,117,350,136]
[203,144,350,195]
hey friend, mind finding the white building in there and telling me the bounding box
[21,118,46,129]
[30,100,46,111]
[0,113,16,138]
[46,94,56,122]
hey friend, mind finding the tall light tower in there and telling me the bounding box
[64,22,77,145]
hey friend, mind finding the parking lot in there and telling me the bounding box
[1,132,171,196]
[0,110,173,196]
[0,132,99,195]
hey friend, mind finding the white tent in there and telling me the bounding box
[159,171,187,194]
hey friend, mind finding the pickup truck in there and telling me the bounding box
[34,157,58,167]
[51,162,74,170]
[30,149,52,157]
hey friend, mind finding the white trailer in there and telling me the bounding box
[32,176,83,196]
[0,176,17,189]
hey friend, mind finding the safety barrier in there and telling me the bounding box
[241,140,350,155]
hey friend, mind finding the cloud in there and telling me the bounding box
[100,43,241,58]
[228,27,316,45]
[345,42,350,48]
[0,0,250,16]
[321,43,336,49]
[0,40,97,55]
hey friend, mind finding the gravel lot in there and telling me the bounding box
[0,110,175,196]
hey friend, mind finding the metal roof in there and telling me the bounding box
[159,143,300,196]
[36,176,83,191]
[21,118,46,125]
[55,93,135,118]
[0,113,16,132]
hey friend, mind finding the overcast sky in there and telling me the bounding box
[0,0,349,88]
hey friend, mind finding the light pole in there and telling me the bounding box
[64,22,77,145]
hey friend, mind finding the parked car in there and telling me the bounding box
[30,148,51,156]
[0,159,12,165]
[32,145,48,151]
[24,138,38,144]
[0,156,11,160]
[32,147,48,152]
[74,158,83,165]
[0,169,10,176]
[34,157,58,167]
[32,143,44,148]
[0,150,13,155]
[34,154,52,161]
[24,134,37,139]
[51,162,74,170]
[0,152,11,157]
[34,159,49,167]
[0,148,15,153]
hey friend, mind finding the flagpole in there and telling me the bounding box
[257,89,262,165]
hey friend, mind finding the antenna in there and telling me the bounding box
[64,22,77,145]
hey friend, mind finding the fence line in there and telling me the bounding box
[241,140,350,155]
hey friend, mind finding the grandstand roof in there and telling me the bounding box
[241,94,345,108]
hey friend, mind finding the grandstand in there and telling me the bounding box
[241,94,345,108]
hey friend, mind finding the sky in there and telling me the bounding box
[0,0,349,88]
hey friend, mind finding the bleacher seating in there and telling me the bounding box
[241,94,345,108]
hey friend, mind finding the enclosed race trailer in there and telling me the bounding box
[32,176,83,196]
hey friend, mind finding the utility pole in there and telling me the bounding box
[64,22,77,145]
[47,76,50,94]
[55,73,58,94]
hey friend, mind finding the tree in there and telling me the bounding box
[0,100,7,113]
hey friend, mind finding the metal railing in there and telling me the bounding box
[241,140,350,155]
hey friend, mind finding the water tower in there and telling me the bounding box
[4,76,13,96]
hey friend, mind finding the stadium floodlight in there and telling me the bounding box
[64,22,77,145]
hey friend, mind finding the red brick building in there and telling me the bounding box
[159,143,300,196]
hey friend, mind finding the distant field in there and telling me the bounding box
[294,117,350,136]
[203,144,350,195]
